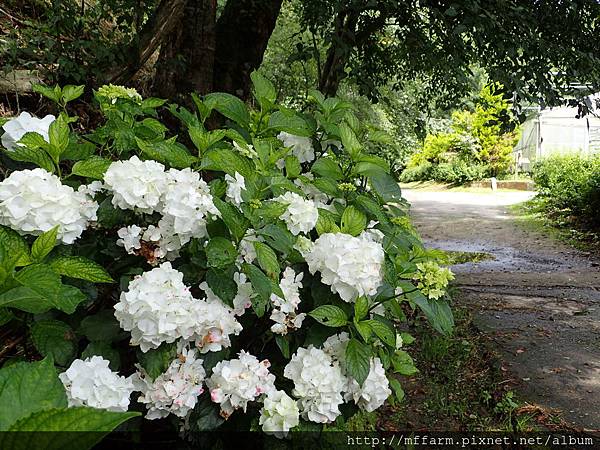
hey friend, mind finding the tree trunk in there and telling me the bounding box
[213,0,283,100]
[107,0,186,85]
[318,11,359,97]
[153,0,217,100]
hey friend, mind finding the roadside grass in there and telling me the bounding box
[510,198,600,255]
[400,181,526,194]
[441,250,495,265]
[376,305,545,432]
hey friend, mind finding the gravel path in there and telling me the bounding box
[403,189,600,431]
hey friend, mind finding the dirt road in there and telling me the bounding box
[403,188,600,431]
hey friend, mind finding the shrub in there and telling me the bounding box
[0,77,454,442]
[532,154,600,224]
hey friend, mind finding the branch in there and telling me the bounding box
[107,0,186,84]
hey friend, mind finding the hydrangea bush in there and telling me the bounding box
[0,75,454,442]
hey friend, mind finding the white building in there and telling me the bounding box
[513,94,600,171]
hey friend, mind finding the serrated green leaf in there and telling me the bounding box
[339,122,362,158]
[137,342,177,380]
[48,256,113,283]
[205,237,237,269]
[31,226,58,262]
[251,72,277,110]
[205,268,237,307]
[285,155,301,179]
[32,84,62,103]
[136,137,196,169]
[275,335,290,358]
[354,297,369,320]
[0,226,32,267]
[311,157,343,180]
[3,407,139,450]
[242,263,273,317]
[253,242,280,279]
[370,171,403,203]
[340,206,367,237]
[47,116,70,159]
[201,147,253,178]
[391,350,419,376]
[345,338,371,386]
[78,310,123,342]
[256,223,295,255]
[30,319,76,366]
[389,378,405,403]
[204,92,250,127]
[0,357,67,431]
[3,141,55,172]
[315,208,340,236]
[62,85,85,103]
[71,156,112,180]
[0,287,53,313]
[308,305,347,327]
[268,110,313,137]
[354,319,372,342]
[213,197,250,243]
[366,317,396,348]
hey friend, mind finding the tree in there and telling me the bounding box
[295,0,600,109]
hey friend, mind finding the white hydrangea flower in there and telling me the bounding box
[294,236,314,259]
[96,84,142,103]
[232,272,253,315]
[207,351,276,418]
[283,346,345,423]
[193,282,243,353]
[1,111,55,151]
[294,173,329,204]
[259,390,300,437]
[270,267,306,335]
[345,358,391,412]
[59,356,135,412]
[225,172,246,207]
[237,229,261,265]
[278,132,315,163]
[276,191,318,235]
[322,332,350,366]
[305,232,384,302]
[117,224,143,253]
[136,348,206,419]
[161,168,219,243]
[0,168,98,244]
[114,262,205,352]
[104,156,169,214]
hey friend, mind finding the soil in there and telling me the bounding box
[403,189,600,431]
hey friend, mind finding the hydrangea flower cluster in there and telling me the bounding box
[0,111,55,151]
[0,168,98,244]
[259,390,300,437]
[106,157,219,261]
[95,84,142,104]
[114,262,241,352]
[305,232,385,302]
[278,132,315,164]
[225,172,246,207]
[59,356,135,412]
[207,351,276,418]
[414,261,455,299]
[276,191,319,235]
[284,346,346,423]
[270,267,306,334]
[136,348,206,419]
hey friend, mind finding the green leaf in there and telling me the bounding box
[0,226,32,267]
[30,319,76,366]
[62,85,85,103]
[407,290,454,335]
[400,332,415,345]
[81,341,120,371]
[370,171,403,203]
[55,285,87,314]
[315,208,340,235]
[201,147,253,178]
[48,256,113,283]
[311,157,343,180]
[3,407,139,450]
[136,137,197,169]
[204,92,250,127]
[0,308,14,326]
[253,242,280,280]
[353,319,372,342]
[308,305,347,327]
[345,338,371,386]
[275,335,290,358]
[78,310,123,342]
[0,287,53,313]
[205,268,237,306]
[340,206,367,237]
[389,378,405,403]
[14,264,61,299]
[205,237,237,269]
[0,357,67,431]
[251,71,277,109]
[256,223,295,255]
[137,342,177,380]
[354,297,369,320]
[338,122,362,158]
[391,350,419,376]
[188,127,226,155]
[285,155,302,179]
[32,84,62,103]
[268,110,313,137]
[31,226,58,262]
[3,141,55,172]
[47,116,70,159]
[242,263,273,317]
[213,197,250,243]
[71,156,112,180]
[365,317,396,348]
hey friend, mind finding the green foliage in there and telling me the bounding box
[532,155,600,226]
